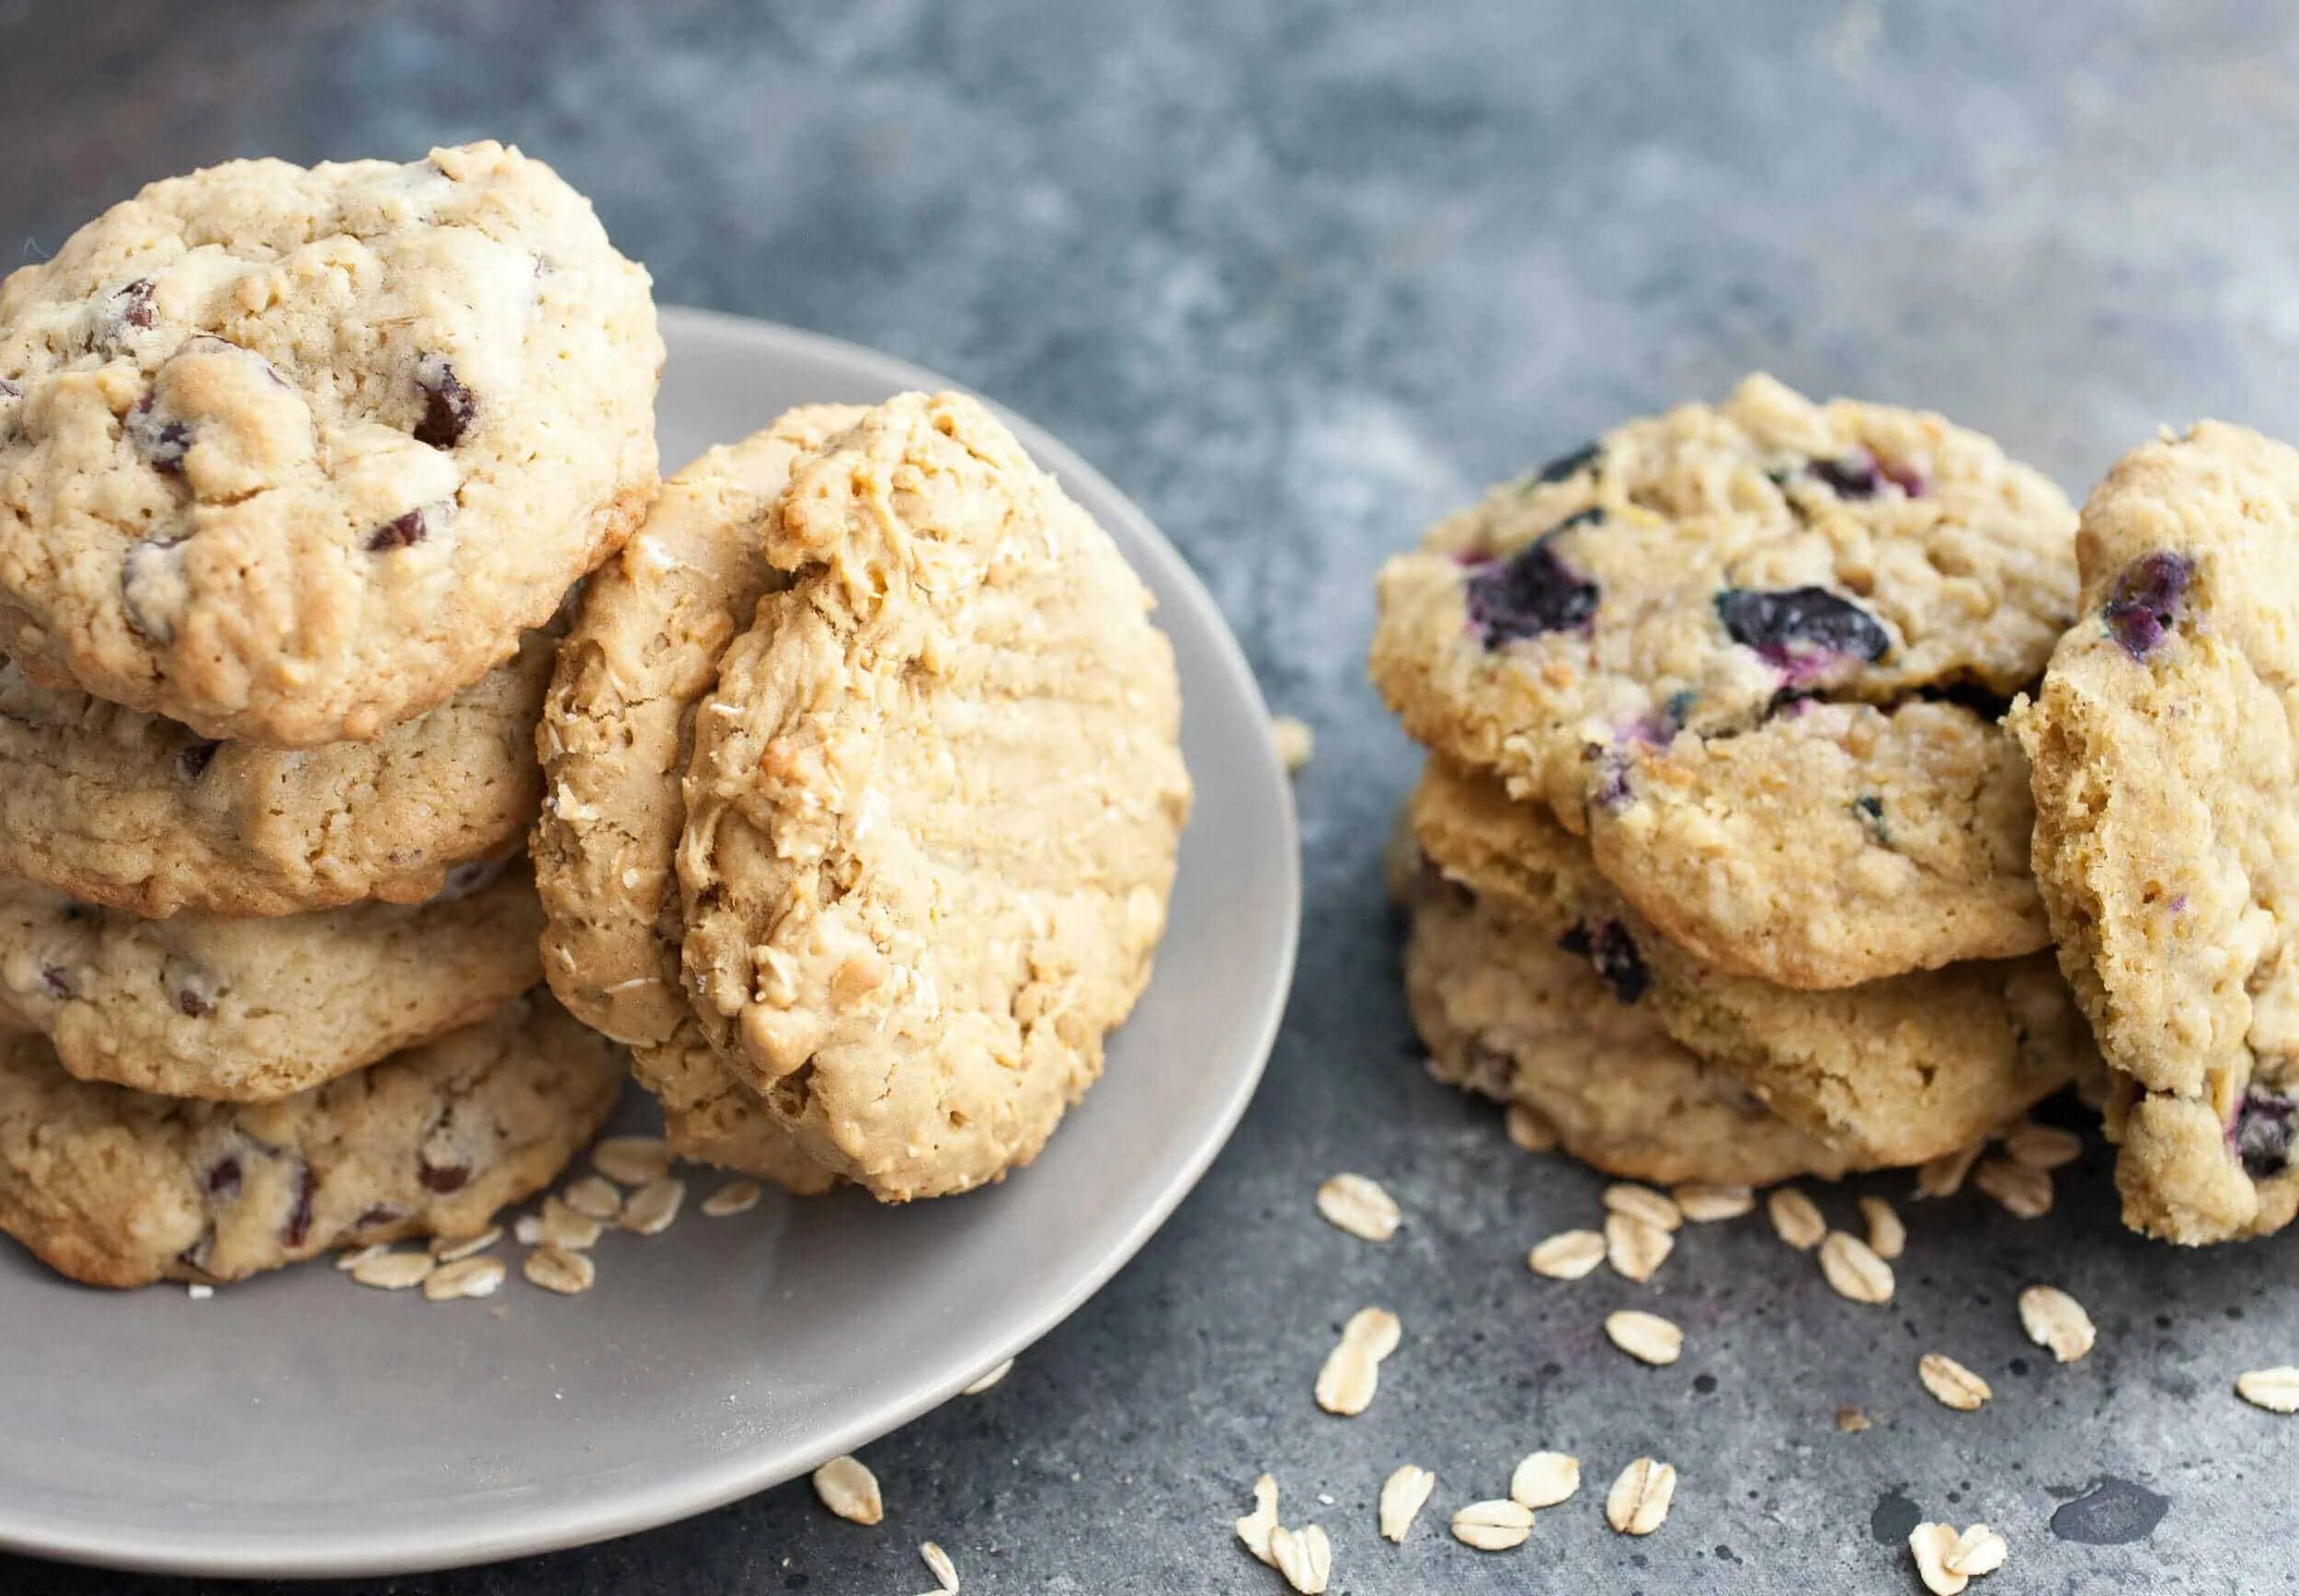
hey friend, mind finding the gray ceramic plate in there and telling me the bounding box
[0,309,1298,1578]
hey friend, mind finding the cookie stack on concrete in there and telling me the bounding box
[0,142,658,1285]
[1373,375,2099,1191]
[536,391,1194,1202]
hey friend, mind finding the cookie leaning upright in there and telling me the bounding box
[2010,423,2299,1243]
[1371,375,2076,987]
[677,393,1193,1200]
[0,141,660,745]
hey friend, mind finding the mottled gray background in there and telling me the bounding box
[1,0,2293,1590]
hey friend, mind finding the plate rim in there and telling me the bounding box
[0,306,1299,1578]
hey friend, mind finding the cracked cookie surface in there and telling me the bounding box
[0,989,617,1286]
[2011,422,2299,1242]
[0,626,555,918]
[1370,373,2075,986]
[535,410,863,1191]
[0,141,659,745]
[1411,758,2088,1165]
[678,393,1191,1200]
[0,861,543,1101]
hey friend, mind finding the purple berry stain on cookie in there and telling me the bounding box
[413,356,477,448]
[124,394,191,475]
[1716,587,1891,681]
[113,278,155,331]
[2233,1086,2297,1179]
[1809,447,1925,500]
[0,376,19,399]
[2102,552,2194,660]
[1559,918,1649,1003]
[367,509,428,552]
[205,1157,242,1200]
[1463,517,1601,648]
[36,963,74,1000]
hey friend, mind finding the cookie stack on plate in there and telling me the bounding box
[0,142,658,1286]
[1372,375,2100,1191]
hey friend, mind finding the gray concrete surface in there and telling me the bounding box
[1,1,2293,1589]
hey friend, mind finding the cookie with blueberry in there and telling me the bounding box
[0,142,659,746]
[1370,374,2077,987]
[2011,422,2299,1242]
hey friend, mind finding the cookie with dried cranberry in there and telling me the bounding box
[0,625,555,919]
[1411,758,2089,1166]
[2010,422,2299,1243]
[0,861,542,1101]
[535,409,864,1192]
[0,989,617,1287]
[1401,856,1866,1188]
[0,142,659,746]
[1369,373,2076,986]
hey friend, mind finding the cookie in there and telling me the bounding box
[678,393,1192,1200]
[1411,757,2087,1165]
[0,861,542,1101]
[0,989,617,1287]
[2010,422,2299,1243]
[0,626,555,918]
[536,409,865,1191]
[1370,373,2075,986]
[1401,863,1864,1188]
[0,142,659,746]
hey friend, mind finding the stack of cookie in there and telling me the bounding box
[1373,376,2099,1192]
[0,142,658,1285]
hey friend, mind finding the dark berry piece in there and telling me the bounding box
[2102,551,2194,661]
[417,1157,470,1194]
[2235,1086,2297,1179]
[205,1157,242,1199]
[164,955,216,1018]
[1465,531,1600,648]
[367,509,427,552]
[1810,451,1881,498]
[1558,918,1649,1004]
[353,1203,406,1231]
[1531,440,1601,485]
[1851,793,1890,845]
[114,278,155,331]
[0,377,18,399]
[282,1164,316,1248]
[1715,587,1891,671]
[177,739,222,780]
[37,963,74,999]
[413,358,476,448]
[124,395,190,475]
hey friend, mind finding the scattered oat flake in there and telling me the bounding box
[1378,1465,1435,1542]
[186,1282,213,1301]
[523,1244,596,1296]
[1605,1309,1683,1366]
[512,1214,544,1246]
[1606,1211,1674,1282]
[1834,1406,1872,1433]
[1672,1182,1754,1222]
[1909,1522,1968,1594]
[621,1176,687,1236]
[1314,1307,1402,1416]
[920,1539,960,1591]
[1269,714,1316,774]
[539,1196,605,1249]
[2019,1284,2095,1362]
[429,1226,501,1263]
[2003,1122,2083,1170]
[1859,1195,1905,1260]
[1527,1228,1606,1280]
[702,1179,763,1218]
[1269,1522,1331,1593]
[1973,1157,2052,1219]
[1916,1142,1985,1199]
[1605,1458,1676,1535]
[962,1358,1014,1396]
[813,1454,884,1525]
[1315,1173,1401,1242]
[1450,1499,1533,1551]
[592,1134,674,1186]
[2237,1366,2299,1414]
[1946,1523,2007,1578]
[1818,1230,1894,1304]
[1510,1451,1581,1509]
[350,1249,435,1291]
[1236,1474,1280,1565]
[1505,1103,1559,1154]
[337,1242,390,1271]
[561,1174,623,1221]
[1603,1182,1682,1230]
[424,1255,507,1302]
[1767,1187,1825,1249]
[1918,1352,1993,1411]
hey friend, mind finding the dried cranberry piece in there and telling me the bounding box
[352,1203,406,1231]
[1715,587,1891,671]
[413,358,476,448]
[1558,918,1649,1003]
[417,1158,470,1194]
[114,278,155,330]
[2102,552,2194,661]
[1531,440,1601,485]
[367,509,427,552]
[2235,1086,2297,1179]
[206,1157,242,1199]
[177,739,222,780]
[1464,521,1601,648]
[124,395,190,475]
[282,1165,316,1248]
